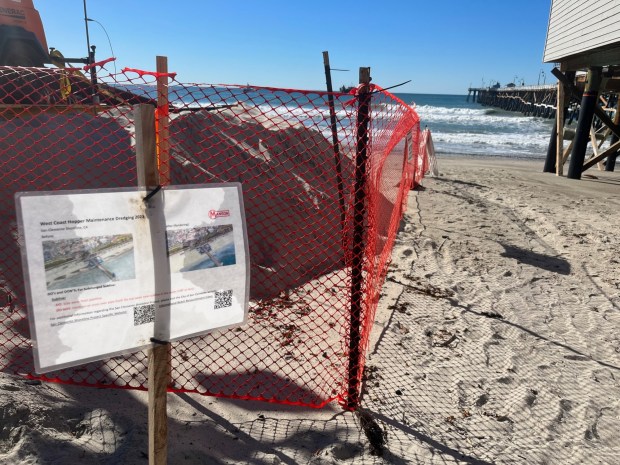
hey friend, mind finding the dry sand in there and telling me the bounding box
[364,156,620,464]
[2,155,620,464]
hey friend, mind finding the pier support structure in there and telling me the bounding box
[540,0,620,178]
[550,67,620,177]
[568,67,603,179]
[544,69,575,175]
[471,70,620,178]
[606,93,620,171]
[470,85,558,118]
[543,77,561,173]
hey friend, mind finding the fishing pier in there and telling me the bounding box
[482,0,620,179]
[467,85,558,118]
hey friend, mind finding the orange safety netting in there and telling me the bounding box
[0,63,423,409]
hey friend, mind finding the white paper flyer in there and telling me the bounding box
[15,184,248,373]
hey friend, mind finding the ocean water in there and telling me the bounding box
[47,249,135,291]
[119,84,553,159]
[393,93,554,159]
[229,89,555,159]
[183,243,237,271]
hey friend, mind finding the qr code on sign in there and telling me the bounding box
[214,290,233,309]
[133,304,155,325]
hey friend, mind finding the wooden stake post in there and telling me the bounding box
[347,67,371,410]
[134,55,172,465]
[134,102,169,465]
[156,56,171,185]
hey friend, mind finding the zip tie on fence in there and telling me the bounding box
[122,67,177,79]
[83,57,116,72]
[150,337,169,345]
[143,185,162,203]
[343,83,375,107]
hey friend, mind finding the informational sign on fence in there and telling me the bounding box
[16,184,249,373]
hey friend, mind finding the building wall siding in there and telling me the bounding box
[544,0,620,62]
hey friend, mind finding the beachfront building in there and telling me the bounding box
[543,0,620,178]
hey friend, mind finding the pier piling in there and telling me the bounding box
[568,67,603,179]
[606,92,620,172]
[469,85,558,119]
[471,68,619,177]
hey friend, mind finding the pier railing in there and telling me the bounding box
[467,85,558,118]
[0,63,423,409]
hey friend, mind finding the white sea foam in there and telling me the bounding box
[415,104,547,128]
[184,89,554,159]
[257,99,554,158]
[413,102,554,158]
[434,131,549,152]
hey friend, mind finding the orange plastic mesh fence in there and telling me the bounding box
[0,64,422,408]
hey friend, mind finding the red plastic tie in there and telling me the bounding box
[122,67,177,79]
[83,57,116,72]
[343,84,376,107]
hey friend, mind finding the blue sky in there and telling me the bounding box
[35,0,555,95]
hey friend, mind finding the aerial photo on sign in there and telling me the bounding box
[43,234,135,290]
[166,225,236,273]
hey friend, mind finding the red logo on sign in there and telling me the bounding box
[209,209,230,219]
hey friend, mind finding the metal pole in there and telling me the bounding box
[347,67,371,410]
[322,51,346,234]
[82,0,92,61]
[88,45,99,104]
[83,1,99,104]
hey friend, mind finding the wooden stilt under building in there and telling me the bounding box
[548,67,620,178]
[606,95,620,171]
[567,67,603,179]
[542,0,620,179]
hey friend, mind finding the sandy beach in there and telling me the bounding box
[2,155,620,464]
[44,240,135,290]
[364,156,620,464]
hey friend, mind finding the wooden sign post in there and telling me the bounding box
[156,55,171,185]
[135,102,169,465]
[134,97,169,464]
[132,55,247,463]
